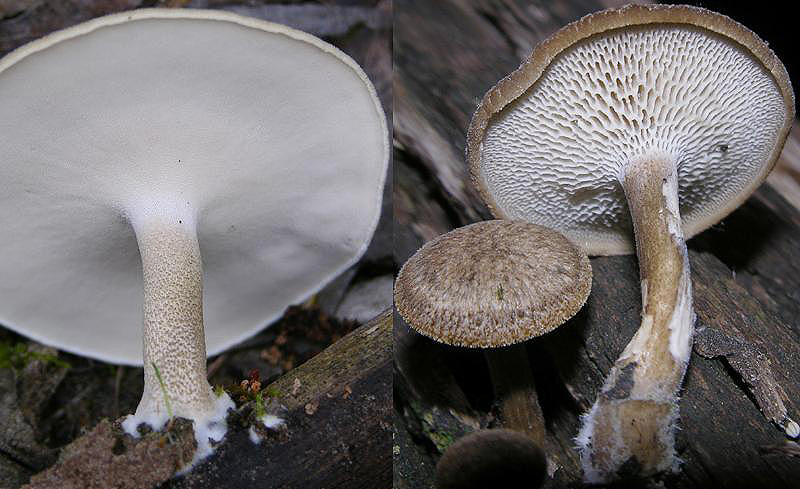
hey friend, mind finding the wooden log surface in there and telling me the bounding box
[164,309,392,489]
[393,1,800,487]
[22,309,391,489]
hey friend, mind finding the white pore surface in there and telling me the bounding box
[480,25,786,254]
[0,10,388,365]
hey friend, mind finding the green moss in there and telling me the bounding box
[254,389,266,419]
[427,430,455,452]
[420,409,456,452]
[0,340,70,370]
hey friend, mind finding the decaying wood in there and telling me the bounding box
[393,313,483,451]
[693,325,793,431]
[394,1,800,487]
[19,310,391,489]
[769,124,800,211]
[163,309,392,489]
[23,419,197,489]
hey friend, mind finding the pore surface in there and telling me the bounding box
[481,24,785,253]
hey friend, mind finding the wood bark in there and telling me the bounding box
[394,1,800,487]
[21,310,391,489]
[164,309,392,489]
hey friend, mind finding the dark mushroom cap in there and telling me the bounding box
[395,220,591,347]
[468,4,794,255]
[435,429,547,489]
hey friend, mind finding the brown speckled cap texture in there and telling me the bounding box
[394,220,591,347]
[468,4,794,256]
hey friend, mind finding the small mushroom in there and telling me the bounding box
[395,220,591,448]
[0,8,387,464]
[467,4,793,482]
[435,429,547,489]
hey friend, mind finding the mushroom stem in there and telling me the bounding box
[131,209,216,425]
[578,154,695,482]
[485,344,546,448]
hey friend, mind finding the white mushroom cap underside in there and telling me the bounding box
[480,24,787,255]
[0,10,388,365]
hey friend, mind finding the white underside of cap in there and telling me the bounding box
[0,9,389,365]
[479,24,786,255]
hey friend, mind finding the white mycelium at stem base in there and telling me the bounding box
[122,203,234,463]
[577,154,694,483]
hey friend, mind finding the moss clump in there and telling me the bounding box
[0,340,69,370]
[254,389,266,419]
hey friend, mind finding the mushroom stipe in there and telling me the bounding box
[468,4,794,483]
[395,220,591,458]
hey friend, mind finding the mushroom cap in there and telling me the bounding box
[435,429,547,489]
[0,9,388,365]
[468,4,794,255]
[394,220,591,348]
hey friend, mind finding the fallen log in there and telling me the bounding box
[165,309,392,489]
[22,309,392,489]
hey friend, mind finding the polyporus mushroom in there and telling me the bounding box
[0,8,387,464]
[395,220,591,447]
[467,4,794,483]
[435,429,547,489]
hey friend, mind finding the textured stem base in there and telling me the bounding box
[128,206,218,428]
[578,154,695,483]
[122,205,234,472]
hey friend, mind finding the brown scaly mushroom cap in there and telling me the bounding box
[467,4,793,483]
[395,220,591,348]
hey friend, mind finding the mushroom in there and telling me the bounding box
[435,429,547,489]
[0,8,388,462]
[466,4,793,482]
[395,220,591,448]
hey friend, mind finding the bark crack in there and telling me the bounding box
[693,326,794,433]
